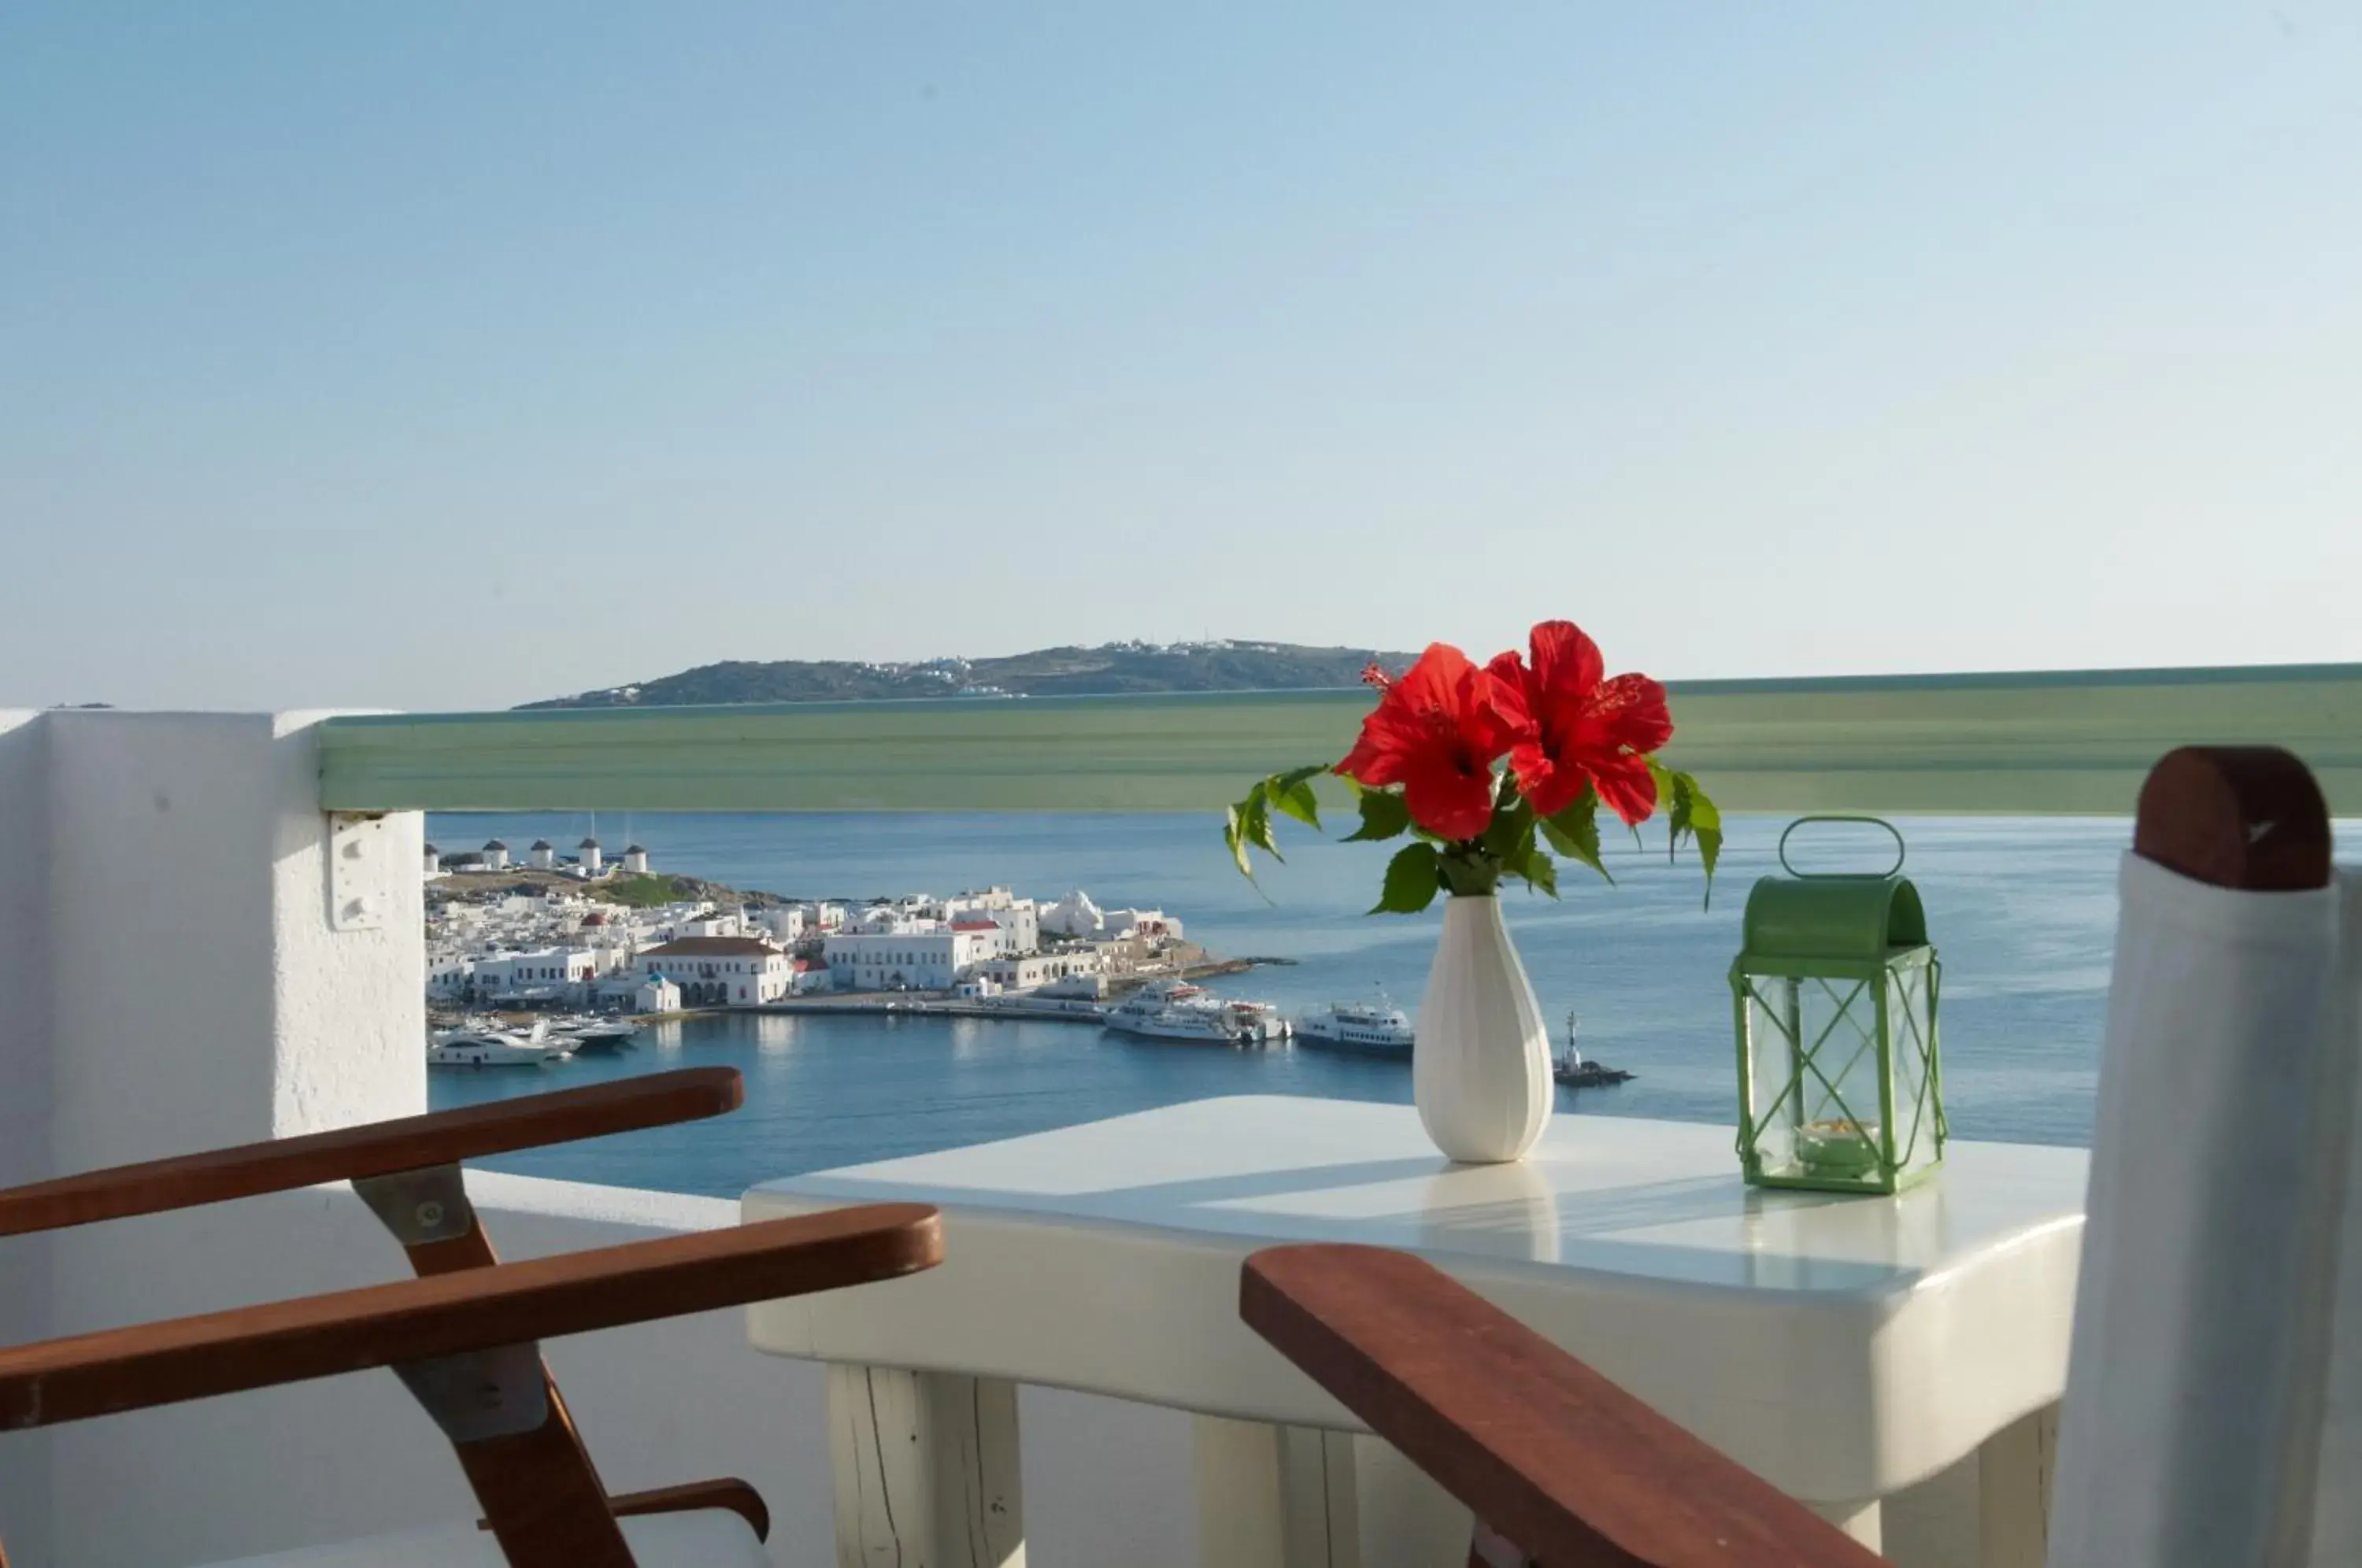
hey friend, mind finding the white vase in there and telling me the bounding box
[1414,894,1553,1163]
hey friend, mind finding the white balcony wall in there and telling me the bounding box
[0,710,57,1567]
[0,710,1198,1568]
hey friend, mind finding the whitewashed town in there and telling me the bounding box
[418,834,1380,1065]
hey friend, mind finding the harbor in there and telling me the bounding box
[422,808,2120,1186]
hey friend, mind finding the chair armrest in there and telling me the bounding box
[504,1478,770,1541]
[1241,1244,1883,1568]
[0,1204,939,1429]
[0,1067,744,1236]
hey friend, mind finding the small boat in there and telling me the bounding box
[1553,1011,1632,1087]
[1294,989,1415,1058]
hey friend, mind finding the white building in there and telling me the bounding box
[422,842,443,878]
[977,950,1104,993]
[1104,908,1183,943]
[949,917,1009,958]
[623,843,651,875]
[757,907,806,944]
[472,946,602,1000]
[945,889,1042,954]
[633,935,791,1008]
[426,955,475,1000]
[1040,889,1104,937]
[481,838,511,871]
[579,837,604,876]
[823,926,1000,991]
[635,975,682,1013]
[528,839,557,870]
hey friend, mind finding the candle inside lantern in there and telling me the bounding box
[1797,1119,1880,1177]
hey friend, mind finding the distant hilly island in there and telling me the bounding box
[520,641,1421,709]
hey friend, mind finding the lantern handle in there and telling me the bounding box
[1778,815,1907,879]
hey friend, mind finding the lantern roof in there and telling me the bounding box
[1738,874,1928,963]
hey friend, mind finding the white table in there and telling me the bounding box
[745,1096,2087,1568]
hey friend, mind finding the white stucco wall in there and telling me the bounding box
[43,710,425,1167]
[0,710,425,1566]
[0,710,57,1568]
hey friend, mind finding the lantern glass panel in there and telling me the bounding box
[1742,976,1800,1173]
[1886,961,1942,1181]
[1743,972,1886,1183]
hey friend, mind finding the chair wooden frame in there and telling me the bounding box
[0,1067,942,1568]
[1242,1244,1884,1567]
[1238,745,2335,1567]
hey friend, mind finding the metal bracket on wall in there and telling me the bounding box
[328,810,394,932]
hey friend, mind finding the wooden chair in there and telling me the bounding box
[0,1067,942,1568]
[1238,745,2338,1568]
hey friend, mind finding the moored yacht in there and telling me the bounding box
[428,1031,559,1069]
[549,1015,640,1052]
[427,1017,571,1068]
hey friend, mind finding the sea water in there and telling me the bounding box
[427,812,2120,1197]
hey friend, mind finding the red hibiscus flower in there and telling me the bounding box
[1335,643,1530,841]
[1487,621,1672,824]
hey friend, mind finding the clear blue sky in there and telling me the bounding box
[3,5,2354,711]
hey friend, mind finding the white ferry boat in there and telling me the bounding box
[1102,979,1290,1046]
[1294,991,1416,1058]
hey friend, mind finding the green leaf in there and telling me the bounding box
[1648,759,1683,851]
[1680,771,1723,904]
[1505,830,1559,897]
[1371,842,1444,914]
[1261,765,1327,830]
[1478,802,1556,898]
[1341,787,1413,843]
[1224,804,1253,878]
[1539,789,1613,885]
[1646,759,1723,908]
[1269,777,1321,830]
[1242,789,1283,861]
[1436,845,1501,897]
[1479,793,1534,862]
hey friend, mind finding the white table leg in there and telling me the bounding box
[1811,1499,1883,1551]
[826,1363,1026,1567]
[1194,1414,1360,1567]
[1976,1404,2057,1568]
[1352,1436,1472,1568]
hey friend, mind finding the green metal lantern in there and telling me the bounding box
[1731,818,1945,1195]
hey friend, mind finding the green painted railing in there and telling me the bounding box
[317,662,2362,816]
